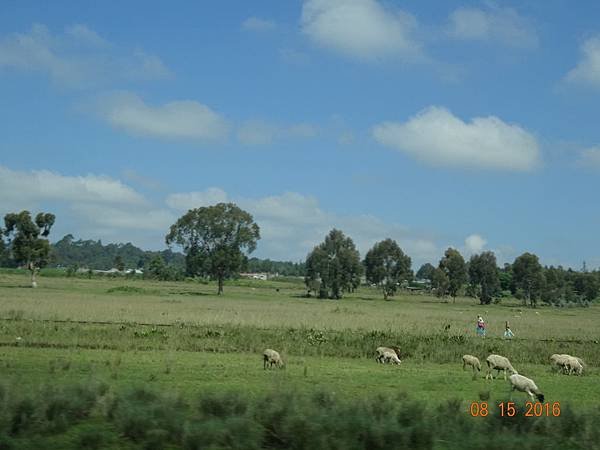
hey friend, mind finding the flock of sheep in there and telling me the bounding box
[262,347,586,404]
[461,352,585,402]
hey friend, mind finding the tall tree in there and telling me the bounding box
[431,267,450,298]
[468,251,500,305]
[304,229,362,299]
[416,263,435,281]
[512,253,544,307]
[165,203,260,294]
[3,211,55,287]
[114,255,125,272]
[364,239,412,300]
[439,248,467,303]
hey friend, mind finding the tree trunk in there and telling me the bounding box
[218,276,224,295]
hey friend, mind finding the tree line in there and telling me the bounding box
[1,206,598,304]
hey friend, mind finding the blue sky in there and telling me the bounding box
[1,0,600,269]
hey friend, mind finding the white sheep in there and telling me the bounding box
[462,355,481,374]
[564,356,583,375]
[550,354,585,375]
[263,349,284,369]
[485,354,518,380]
[375,346,401,364]
[381,351,402,365]
[550,354,571,373]
[509,374,545,403]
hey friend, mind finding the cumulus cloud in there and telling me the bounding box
[94,92,229,141]
[565,36,600,88]
[0,24,170,87]
[237,120,317,145]
[166,188,229,210]
[0,165,146,208]
[242,17,276,32]
[464,234,487,255]
[300,0,422,61]
[575,146,600,169]
[0,165,175,248]
[166,188,439,264]
[372,106,540,171]
[447,4,538,48]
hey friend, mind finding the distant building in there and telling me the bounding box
[239,272,268,281]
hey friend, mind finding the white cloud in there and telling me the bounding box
[0,24,170,87]
[166,188,439,265]
[166,188,229,210]
[237,120,317,145]
[242,17,276,32]
[0,165,175,248]
[575,146,600,169]
[0,165,146,208]
[94,92,229,141]
[373,106,540,171]
[301,0,422,61]
[464,234,487,255]
[566,36,600,88]
[447,5,538,48]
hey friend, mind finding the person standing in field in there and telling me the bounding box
[504,321,514,339]
[476,315,486,337]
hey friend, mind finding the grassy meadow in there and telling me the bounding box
[1,269,599,449]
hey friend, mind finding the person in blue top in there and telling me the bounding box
[504,321,515,339]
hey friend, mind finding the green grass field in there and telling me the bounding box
[1,270,599,449]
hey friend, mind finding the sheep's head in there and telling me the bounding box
[536,393,545,403]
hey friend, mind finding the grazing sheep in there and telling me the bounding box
[509,374,544,402]
[564,356,583,375]
[485,354,518,380]
[375,346,401,364]
[550,354,585,375]
[381,351,402,365]
[263,349,284,369]
[462,355,481,374]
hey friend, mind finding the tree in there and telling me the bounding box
[431,267,449,298]
[468,251,500,305]
[165,203,260,294]
[3,211,55,287]
[512,253,544,307]
[304,229,362,299]
[439,248,467,303]
[416,263,435,281]
[114,255,125,272]
[364,239,412,300]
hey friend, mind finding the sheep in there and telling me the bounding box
[375,346,401,364]
[550,354,585,375]
[381,351,402,365]
[263,349,284,369]
[550,354,571,373]
[462,355,481,374]
[509,374,544,403]
[485,354,518,380]
[564,356,583,375]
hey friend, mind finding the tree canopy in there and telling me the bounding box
[416,263,435,281]
[468,251,500,305]
[305,229,362,299]
[512,252,544,307]
[3,211,55,287]
[364,238,412,300]
[165,203,260,294]
[438,248,467,302]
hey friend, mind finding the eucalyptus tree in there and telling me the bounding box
[166,203,260,295]
[364,239,412,300]
[3,211,55,287]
